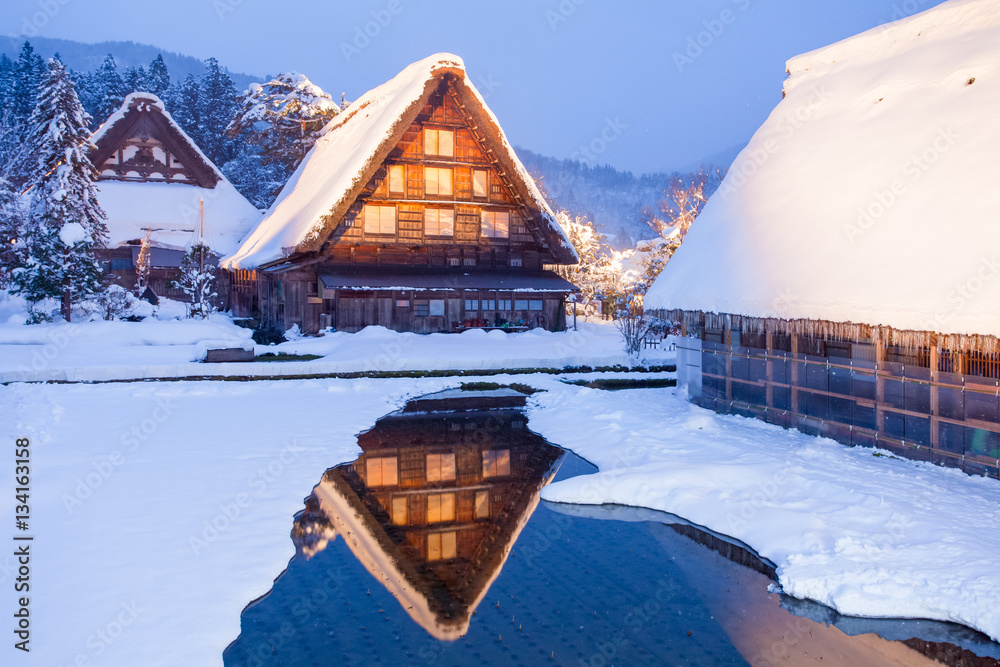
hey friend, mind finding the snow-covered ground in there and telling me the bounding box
[0,293,668,383]
[530,386,1000,646]
[1,376,998,666]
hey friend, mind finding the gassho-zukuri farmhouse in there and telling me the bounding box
[646,0,1000,478]
[221,53,579,334]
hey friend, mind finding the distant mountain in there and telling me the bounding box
[516,147,739,250]
[0,36,262,93]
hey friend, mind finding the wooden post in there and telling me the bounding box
[875,330,885,437]
[765,332,774,410]
[930,337,940,449]
[790,334,800,415]
[725,328,733,404]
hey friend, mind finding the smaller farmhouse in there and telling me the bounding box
[222,54,578,334]
[88,93,261,299]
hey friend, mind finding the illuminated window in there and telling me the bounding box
[482,450,510,478]
[481,210,509,238]
[363,204,396,235]
[473,170,488,198]
[424,128,454,157]
[366,457,398,486]
[427,493,455,523]
[396,299,410,308]
[474,490,489,519]
[388,165,405,193]
[425,167,453,196]
[426,453,456,482]
[424,208,454,236]
[391,496,407,525]
[427,531,457,561]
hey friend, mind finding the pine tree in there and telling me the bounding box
[11,42,45,123]
[0,176,26,289]
[92,54,126,123]
[13,58,107,321]
[123,65,148,94]
[146,54,170,98]
[197,58,238,165]
[172,241,217,318]
[168,74,200,138]
[0,54,14,116]
[227,72,338,205]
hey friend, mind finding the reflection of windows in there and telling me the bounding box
[363,204,396,235]
[426,453,456,482]
[429,300,445,317]
[499,299,512,311]
[481,210,509,238]
[427,493,455,522]
[424,128,454,157]
[388,165,405,193]
[482,449,510,478]
[425,167,453,196]
[482,299,496,311]
[529,300,543,311]
[391,496,407,525]
[473,170,488,198]
[474,490,489,519]
[427,531,457,561]
[424,208,454,236]
[464,299,479,311]
[366,457,398,486]
[514,299,529,310]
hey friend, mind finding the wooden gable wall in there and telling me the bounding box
[318,80,555,270]
[92,105,218,188]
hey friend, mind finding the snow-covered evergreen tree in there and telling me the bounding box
[197,58,238,165]
[172,241,217,318]
[11,42,45,124]
[146,55,170,98]
[168,74,200,138]
[221,148,283,210]
[0,176,26,289]
[123,65,148,94]
[92,54,126,124]
[13,58,107,321]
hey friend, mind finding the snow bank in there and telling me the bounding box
[646,0,1000,337]
[0,315,671,383]
[529,386,1000,642]
[1,376,998,666]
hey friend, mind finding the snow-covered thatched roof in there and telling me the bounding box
[222,53,575,270]
[646,0,1000,338]
[89,93,262,255]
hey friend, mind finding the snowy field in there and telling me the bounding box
[0,295,665,383]
[1,376,999,666]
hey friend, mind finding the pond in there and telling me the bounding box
[224,389,1000,666]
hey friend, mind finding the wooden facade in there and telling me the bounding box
[661,309,1000,479]
[230,69,577,333]
[293,406,564,639]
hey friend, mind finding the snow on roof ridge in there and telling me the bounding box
[223,52,575,270]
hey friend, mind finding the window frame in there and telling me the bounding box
[481,210,510,239]
[424,167,454,197]
[424,128,455,157]
[388,164,405,194]
[363,204,396,236]
[423,207,455,237]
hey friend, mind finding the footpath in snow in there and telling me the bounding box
[529,386,1000,645]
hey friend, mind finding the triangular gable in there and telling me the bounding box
[90,93,221,189]
[223,54,577,270]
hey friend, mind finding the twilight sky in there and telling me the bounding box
[1,0,946,174]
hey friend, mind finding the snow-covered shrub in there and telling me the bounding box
[251,323,284,345]
[92,285,135,321]
[283,323,303,341]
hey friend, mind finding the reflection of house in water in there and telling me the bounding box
[294,392,563,640]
